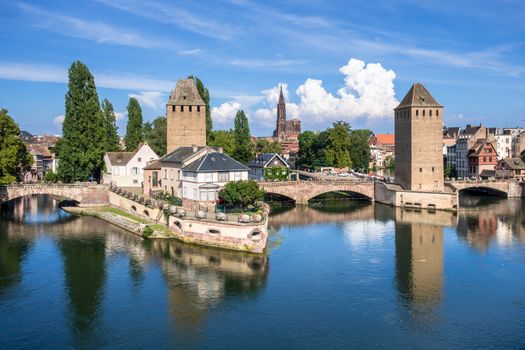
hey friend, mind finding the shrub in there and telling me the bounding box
[219,180,264,208]
[142,226,153,238]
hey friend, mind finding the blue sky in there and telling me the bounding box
[0,0,524,136]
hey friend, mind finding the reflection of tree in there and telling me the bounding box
[0,220,32,295]
[57,233,107,347]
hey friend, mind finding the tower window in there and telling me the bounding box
[436,110,439,116]
[429,110,432,116]
[432,167,435,172]
[180,106,184,112]
[419,168,423,172]
[422,109,426,117]
[189,106,192,112]
[172,105,175,112]
[197,106,201,112]
[416,110,419,116]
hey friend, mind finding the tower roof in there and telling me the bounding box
[278,85,285,105]
[167,79,205,106]
[395,83,442,110]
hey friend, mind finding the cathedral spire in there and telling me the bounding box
[277,84,286,121]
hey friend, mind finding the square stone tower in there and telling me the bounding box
[166,79,206,154]
[394,83,444,192]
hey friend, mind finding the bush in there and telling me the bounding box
[218,180,264,208]
[44,171,59,183]
[142,226,153,238]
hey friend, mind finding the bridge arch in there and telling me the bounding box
[458,186,508,197]
[0,184,109,207]
[308,189,372,202]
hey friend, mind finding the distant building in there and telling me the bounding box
[467,139,497,178]
[495,158,525,179]
[166,79,206,154]
[273,86,301,166]
[25,144,57,182]
[495,133,512,159]
[394,83,444,192]
[369,134,395,169]
[103,143,159,188]
[247,153,290,180]
[455,124,491,179]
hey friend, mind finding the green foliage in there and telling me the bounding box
[44,170,59,183]
[349,129,372,172]
[188,75,212,143]
[209,130,236,155]
[255,139,282,155]
[0,109,32,184]
[56,61,106,182]
[163,208,172,226]
[232,110,254,163]
[445,164,457,178]
[143,116,167,156]
[264,167,289,181]
[124,97,143,151]
[101,98,120,151]
[386,156,395,169]
[323,122,352,168]
[218,180,264,208]
[142,226,153,238]
[297,131,317,168]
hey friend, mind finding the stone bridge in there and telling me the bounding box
[0,184,109,206]
[446,180,524,197]
[260,180,375,204]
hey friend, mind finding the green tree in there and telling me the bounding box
[218,180,264,208]
[209,130,235,155]
[349,129,372,172]
[445,164,457,178]
[232,110,253,163]
[56,61,106,182]
[101,98,120,151]
[124,97,143,151]
[255,139,282,155]
[0,109,32,184]
[188,75,212,143]
[297,131,317,168]
[143,116,167,156]
[323,121,352,168]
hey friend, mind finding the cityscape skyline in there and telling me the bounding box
[1,0,524,136]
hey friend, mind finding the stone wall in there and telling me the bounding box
[108,191,162,222]
[375,182,458,211]
[1,184,109,206]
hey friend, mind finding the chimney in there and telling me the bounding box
[217,147,224,154]
[192,145,198,152]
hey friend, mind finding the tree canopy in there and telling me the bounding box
[124,97,143,151]
[218,180,264,207]
[101,98,120,151]
[255,139,282,155]
[143,116,167,156]
[232,110,253,163]
[349,129,372,172]
[208,129,236,155]
[0,109,32,184]
[56,61,106,182]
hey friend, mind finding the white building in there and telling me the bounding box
[103,143,159,188]
[181,152,249,203]
[495,134,512,160]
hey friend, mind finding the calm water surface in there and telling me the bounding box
[1,194,525,349]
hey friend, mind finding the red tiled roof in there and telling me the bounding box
[372,134,395,145]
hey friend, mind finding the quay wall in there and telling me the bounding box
[375,182,458,211]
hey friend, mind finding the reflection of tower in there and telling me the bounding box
[395,220,444,311]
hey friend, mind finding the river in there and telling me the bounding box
[1,194,525,349]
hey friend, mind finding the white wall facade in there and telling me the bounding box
[495,134,512,160]
[103,144,159,187]
[182,170,249,201]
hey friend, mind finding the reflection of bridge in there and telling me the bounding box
[0,184,109,206]
[260,180,375,204]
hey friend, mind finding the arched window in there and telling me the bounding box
[416,109,419,116]
[422,109,426,116]
[436,110,439,116]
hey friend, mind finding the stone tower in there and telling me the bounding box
[394,83,444,192]
[166,79,206,154]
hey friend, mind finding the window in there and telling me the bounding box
[436,109,439,116]
[432,167,435,172]
[429,110,432,116]
[172,105,176,112]
[416,110,419,116]
[189,106,192,112]
[133,179,138,184]
[422,109,426,117]
[197,106,201,112]
[193,188,197,199]
[180,106,184,112]
[218,172,229,182]
[205,173,213,182]
[183,186,187,198]
[152,171,158,186]
[137,157,142,162]
[419,168,423,172]
[434,181,438,187]
[234,171,242,180]
[114,167,120,176]
[164,169,167,179]
[170,169,174,180]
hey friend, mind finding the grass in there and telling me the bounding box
[93,206,150,224]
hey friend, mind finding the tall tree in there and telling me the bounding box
[323,122,352,168]
[0,109,32,184]
[349,129,372,172]
[124,97,143,151]
[209,130,235,155]
[297,131,317,168]
[57,61,106,182]
[188,76,212,143]
[232,110,253,163]
[101,98,120,151]
[143,116,167,156]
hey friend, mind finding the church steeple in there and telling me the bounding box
[277,85,286,121]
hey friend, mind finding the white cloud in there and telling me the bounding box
[18,3,173,49]
[53,114,65,126]
[178,49,203,55]
[228,58,309,68]
[211,102,241,124]
[128,91,166,110]
[114,111,127,121]
[253,58,397,126]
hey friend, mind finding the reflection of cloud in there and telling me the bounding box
[343,220,394,248]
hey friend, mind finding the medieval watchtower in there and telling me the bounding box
[166,79,206,154]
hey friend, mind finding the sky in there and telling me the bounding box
[0,0,524,136]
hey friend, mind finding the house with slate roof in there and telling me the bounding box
[181,152,249,207]
[103,143,159,188]
[495,158,525,179]
[247,153,290,180]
